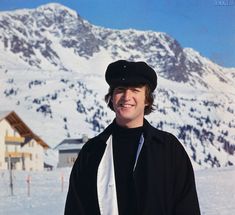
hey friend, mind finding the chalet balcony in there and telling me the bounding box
[5,151,31,158]
[5,135,25,144]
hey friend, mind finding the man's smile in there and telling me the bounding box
[119,103,135,108]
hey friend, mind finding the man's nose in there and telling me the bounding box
[123,89,131,100]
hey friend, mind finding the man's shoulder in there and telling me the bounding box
[82,123,113,151]
[146,119,184,151]
[145,120,178,143]
[147,121,188,150]
[146,121,189,156]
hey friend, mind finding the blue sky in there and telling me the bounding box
[0,0,235,68]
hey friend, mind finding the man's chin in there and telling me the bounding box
[117,110,134,118]
[116,114,134,122]
[118,106,134,113]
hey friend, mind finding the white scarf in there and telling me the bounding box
[97,134,144,215]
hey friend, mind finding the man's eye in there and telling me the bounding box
[132,88,140,92]
[115,88,125,93]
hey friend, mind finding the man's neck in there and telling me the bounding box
[115,118,144,128]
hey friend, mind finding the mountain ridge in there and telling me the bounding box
[0,3,235,169]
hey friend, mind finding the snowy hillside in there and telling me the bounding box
[0,3,235,169]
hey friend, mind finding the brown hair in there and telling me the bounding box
[104,84,155,115]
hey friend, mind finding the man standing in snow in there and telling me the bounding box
[64,60,201,215]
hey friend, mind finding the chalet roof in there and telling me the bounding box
[55,138,86,151]
[0,110,49,148]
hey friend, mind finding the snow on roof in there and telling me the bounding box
[0,110,12,121]
[55,138,86,151]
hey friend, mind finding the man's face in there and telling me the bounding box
[112,85,147,128]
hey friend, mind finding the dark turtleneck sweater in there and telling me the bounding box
[112,121,143,215]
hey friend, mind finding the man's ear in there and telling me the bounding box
[145,96,149,106]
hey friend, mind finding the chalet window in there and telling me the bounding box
[67,157,76,164]
[71,157,76,163]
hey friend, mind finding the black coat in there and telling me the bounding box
[64,119,201,215]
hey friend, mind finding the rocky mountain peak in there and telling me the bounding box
[1,3,232,87]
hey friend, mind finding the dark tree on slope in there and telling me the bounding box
[36,104,52,118]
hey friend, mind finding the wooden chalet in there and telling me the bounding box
[0,111,49,171]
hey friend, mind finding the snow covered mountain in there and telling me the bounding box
[0,3,235,169]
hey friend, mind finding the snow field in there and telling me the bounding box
[0,167,235,215]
